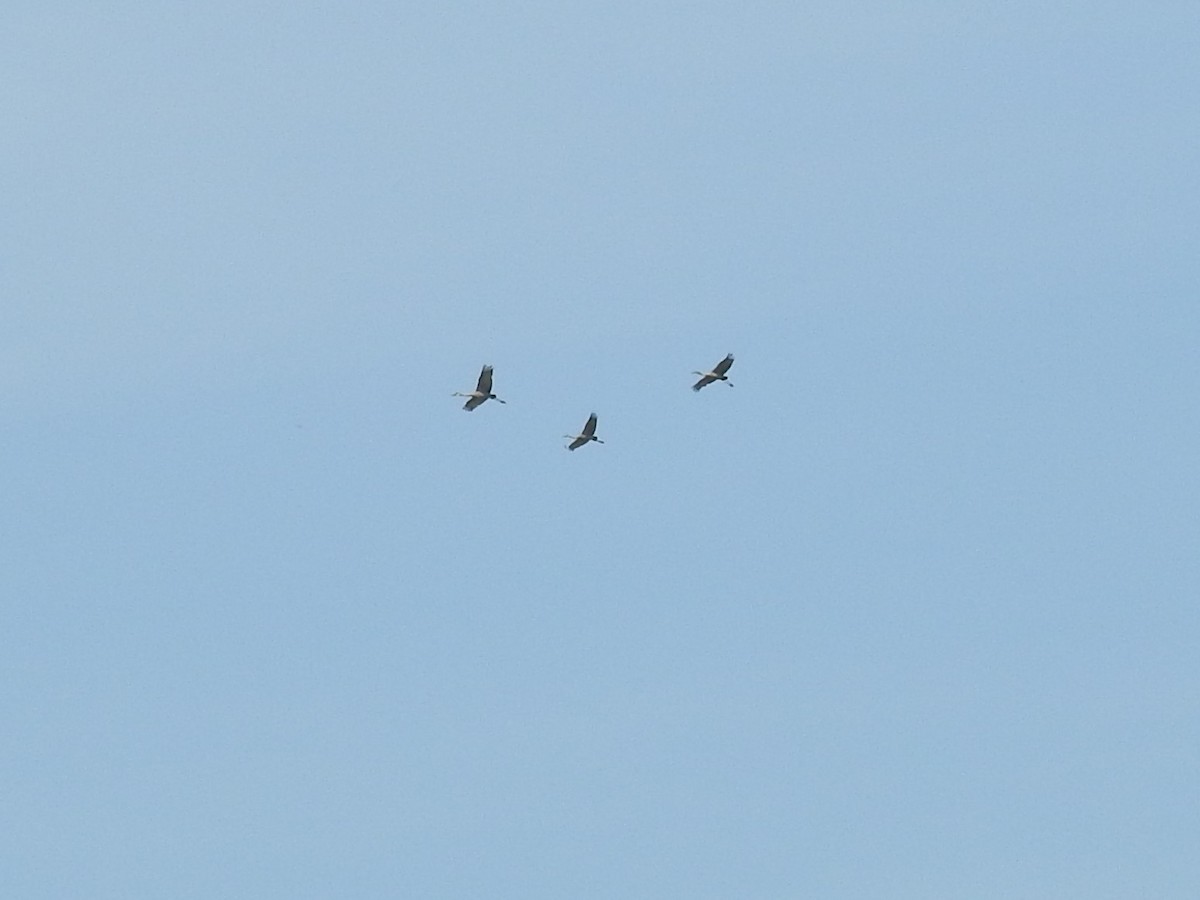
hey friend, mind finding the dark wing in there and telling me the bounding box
[713,354,734,376]
[567,436,587,451]
[463,394,485,411]
[582,413,598,436]
[692,374,714,391]
[475,365,494,394]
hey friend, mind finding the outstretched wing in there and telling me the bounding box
[567,436,587,451]
[475,365,494,394]
[462,394,485,411]
[582,413,598,436]
[713,353,734,376]
[692,374,715,391]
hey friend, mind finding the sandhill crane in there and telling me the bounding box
[564,413,604,451]
[453,364,506,411]
[692,353,734,391]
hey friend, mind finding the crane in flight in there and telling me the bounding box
[692,353,734,391]
[453,364,506,411]
[564,413,604,451]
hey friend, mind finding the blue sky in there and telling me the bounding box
[3,2,1198,897]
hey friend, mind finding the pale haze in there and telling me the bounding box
[3,3,1198,897]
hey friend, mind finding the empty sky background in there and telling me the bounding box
[3,2,1198,897]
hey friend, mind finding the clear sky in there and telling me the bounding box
[3,2,1198,897]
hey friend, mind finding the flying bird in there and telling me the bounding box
[453,364,506,411]
[564,413,604,451]
[692,353,735,391]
